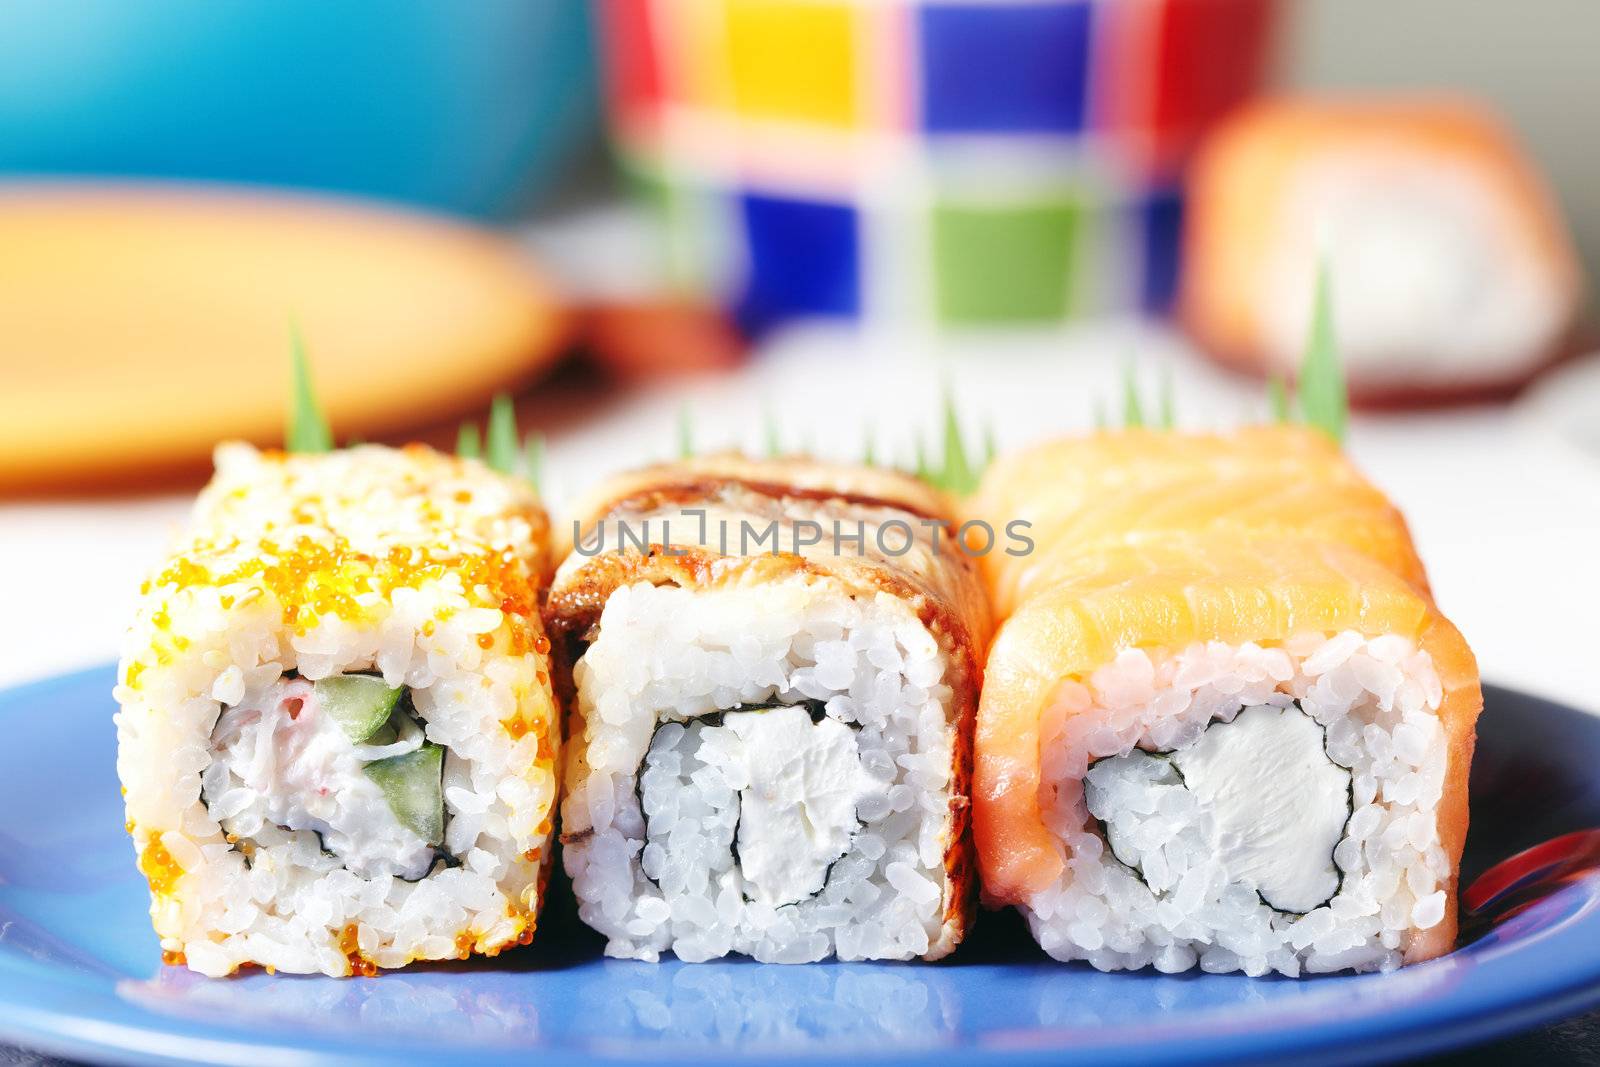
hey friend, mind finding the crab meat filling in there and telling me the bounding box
[200,674,446,881]
[1086,703,1353,914]
[640,703,876,908]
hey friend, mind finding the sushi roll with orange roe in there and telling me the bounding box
[1181,97,1583,404]
[116,443,560,976]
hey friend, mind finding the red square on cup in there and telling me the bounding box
[1096,0,1277,177]
[596,0,666,144]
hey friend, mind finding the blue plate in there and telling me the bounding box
[1,667,1598,1066]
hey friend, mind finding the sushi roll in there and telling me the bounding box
[548,455,990,962]
[1181,96,1584,404]
[967,426,1481,975]
[974,425,1431,620]
[116,443,561,976]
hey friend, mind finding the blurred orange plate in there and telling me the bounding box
[0,184,568,492]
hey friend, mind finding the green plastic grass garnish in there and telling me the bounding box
[862,423,877,468]
[939,389,978,494]
[1297,260,1348,443]
[456,394,544,491]
[1099,359,1174,431]
[677,404,694,459]
[1121,360,1146,428]
[910,382,987,495]
[456,423,482,459]
[1267,374,1292,423]
[522,432,545,493]
[286,324,333,453]
[763,404,782,458]
[1083,268,1346,441]
[485,393,519,475]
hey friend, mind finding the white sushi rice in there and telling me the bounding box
[117,596,551,976]
[562,578,956,963]
[1028,630,1449,976]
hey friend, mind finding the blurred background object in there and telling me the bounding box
[0,0,600,219]
[1285,0,1600,313]
[0,0,601,493]
[594,0,1278,335]
[0,186,567,493]
[2,0,1595,495]
[1181,97,1583,404]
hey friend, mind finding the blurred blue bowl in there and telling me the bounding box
[0,0,599,219]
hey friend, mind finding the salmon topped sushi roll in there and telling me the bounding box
[548,455,989,963]
[967,426,1480,975]
[969,425,1430,618]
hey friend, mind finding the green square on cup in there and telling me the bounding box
[932,194,1085,323]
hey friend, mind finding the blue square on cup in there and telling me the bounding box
[734,192,860,334]
[918,3,1093,133]
[1139,186,1184,313]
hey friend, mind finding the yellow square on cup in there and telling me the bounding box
[720,0,861,127]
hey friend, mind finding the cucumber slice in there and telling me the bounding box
[315,675,403,743]
[363,723,400,748]
[364,743,445,845]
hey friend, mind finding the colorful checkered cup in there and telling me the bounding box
[596,0,1277,334]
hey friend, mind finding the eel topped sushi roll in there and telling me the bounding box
[548,455,990,963]
[967,426,1481,975]
[116,443,561,976]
